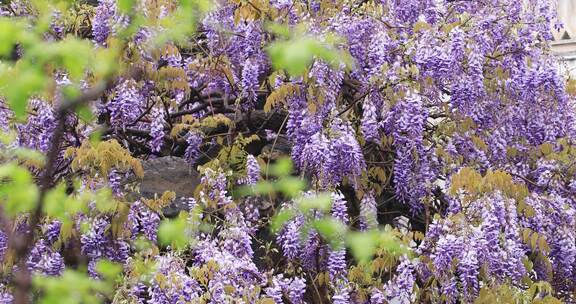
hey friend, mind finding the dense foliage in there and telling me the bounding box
[0,0,575,303]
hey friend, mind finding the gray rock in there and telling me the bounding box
[261,135,291,159]
[130,156,201,217]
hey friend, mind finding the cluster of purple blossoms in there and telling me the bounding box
[381,258,417,304]
[92,0,117,45]
[276,214,303,260]
[327,192,349,304]
[275,192,353,299]
[264,274,306,304]
[145,255,201,303]
[241,58,260,110]
[359,192,378,230]
[42,221,61,245]
[105,79,146,128]
[521,193,576,293]
[382,92,432,212]
[309,61,344,110]
[0,230,7,262]
[27,240,64,276]
[108,170,123,196]
[361,96,380,143]
[18,99,56,153]
[0,284,12,303]
[184,130,203,164]
[238,154,260,186]
[276,192,323,265]
[127,200,160,242]
[332,284,351,304]
[80,217,130,277]
[50,10,65,39]
[416,192,529,303]
[149,108,165,153]
[293,117,365,188]
[325,120,366,187]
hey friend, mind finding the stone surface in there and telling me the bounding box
[261,135,291,160]
[132,156,201,217]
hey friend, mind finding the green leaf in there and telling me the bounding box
[93,46,121,79]
[346,230,379,264]
[297,192,331,213]
[89,129,103,146]
[378,230,410,257]
[0,131,16,146]
[270,209,295,233]
[276,176,306,197]
[265,22,291,38]
[253,180,275,195]
[3,67,47,120]
[44,183,69,218]
[93,188,116,213]
[133,236,154,252]
[76,105,95,122]
[158,213,190,250]
[33,269,112,304]
[269,157,293,177]
[266,30,352,76]
[312,218,347,248]
[95,260,122,281]
[0,163,39,216]
[234,180,275,197]
[13,147,46,165]
[0,19,25,56]
[267,37,318,76]
[118,0,136,13]
[45,182,87,220]
[53,39,93,80]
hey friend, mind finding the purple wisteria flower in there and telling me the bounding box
[383,258,416,304]
[239,154,260,185]
[361,97,380,143]
[149,108,165,153]
[92,0,116,45]
[145,255,201,303]
[359,192,378,230]
[127,200,160,242]
[277,215,303,260]
[241,58,260,109]
[0,230,7,262]
[0,284,12,304]
[383,92,431,212]
[80,217,129,277]
[43,221,61,245]
[328,193,348,280]
[106,79,145,128]
[18,99,56,152]
[185,130,203,164]
[27,240,64,276]
[108,170,122,196]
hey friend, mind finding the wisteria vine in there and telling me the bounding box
[0,0,575,303]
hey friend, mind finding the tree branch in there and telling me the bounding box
[10,80,113,304]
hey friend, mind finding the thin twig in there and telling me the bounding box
[10,80,113,304]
